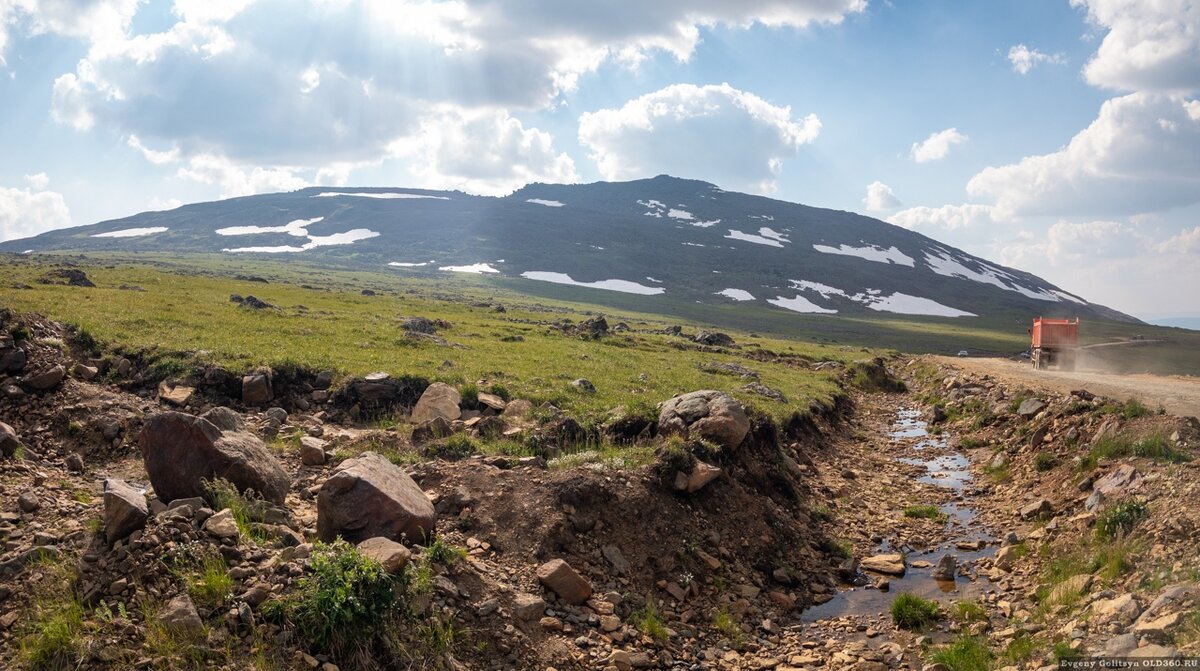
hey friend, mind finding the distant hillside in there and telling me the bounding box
[0,175,1135,323]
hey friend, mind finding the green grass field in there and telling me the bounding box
[0,255,861,422]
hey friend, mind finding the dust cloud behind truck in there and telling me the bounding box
[1031,317,1079,371]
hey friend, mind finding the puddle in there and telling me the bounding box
[802,407,996,622]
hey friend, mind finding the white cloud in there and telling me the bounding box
[910,127,968,163]
[299,67,320,94]
[1007,44,1065,75]
[967,93,1200,218]
[994,218,1200,315]
[0,0,141,66]
[888,203,999,231]
[1071,0,1200,94]
[176,154,310,198]
[578,82,820,193]
[24,172,49,190]
[0,178,72,241]
[389,107,577,196]
[862,180,900,211]
[128,135,181,165]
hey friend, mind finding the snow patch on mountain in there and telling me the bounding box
[725,229,785,248]
[217,218,321,237]
[768,294,838,314]
[526,199,563,207]
[863,292,976,317]
[923,249,1057,301]
[813,243,915,267]
[91,227,169,238]
[440,263,500,274]
[716,288,755,301]
[521,271,665,295]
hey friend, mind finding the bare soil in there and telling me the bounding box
[934,355,1200,418]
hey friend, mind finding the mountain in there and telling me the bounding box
[0,175,1134,322]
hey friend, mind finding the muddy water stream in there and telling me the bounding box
[802,408,996,622]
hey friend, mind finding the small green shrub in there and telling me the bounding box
[929,635,992,671]
[712,609,743,645]
[19,558,84,669]
[891,593,940,630]
[425,537,467,565]
[1122,398,1151,420]
[904,504,946,521]
[263,539,402,656]
[630,597,668,641]
[1097,500,1148,539]
[1033,452,1057,472]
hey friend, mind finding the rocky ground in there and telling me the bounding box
[1,309,1198,671]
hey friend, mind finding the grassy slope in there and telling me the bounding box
[0,256,856,422]
[4,253,1197,384]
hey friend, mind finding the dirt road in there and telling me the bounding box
[933,355,1200,418]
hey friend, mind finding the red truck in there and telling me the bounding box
[1030,317,1078,371]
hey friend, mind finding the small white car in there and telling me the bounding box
[956,350,969,357]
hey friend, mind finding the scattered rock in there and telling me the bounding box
[512,593,546,621]
[536,559,592,605]
[157,380,195,407]
[673,461,722,494]
[17,490,40,512]
[203,508,240,539]
[658,390,750,450]
[158,595,204,636]
[0,421,22,457]
[694,330,735,347]
[570,378,596,393]
[242,371,274,406]
[317,451,436,545]
[1019,498,1052,520]
[931,554,957,581]
[299,436,327,465]
[103,478,148,543]
[24,365,66,391]
[357,537,412,573]
[411,382,462,424]
[860,554,906,576]
[1016,398,1046,418]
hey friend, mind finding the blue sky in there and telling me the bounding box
[1,0,1198,320]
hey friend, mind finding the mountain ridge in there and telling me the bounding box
[0,175,1137,323]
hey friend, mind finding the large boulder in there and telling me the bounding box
[411,382,461,424]
[139,411,290,504]
[657,390,750,449]
[317,451,436,544]
[103,478,148,543]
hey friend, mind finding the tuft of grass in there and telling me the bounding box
[185,554,234,609]
[904,504,947,522]
[18,557,85,670]
[1053,641,1081,663]
[1033,452,1057,472]
[712,609,743,646]
[1096,500,1148,539]
[1002,634,1041,665]
[630,597,668,641]
[929,635,992,671]
[425,537,467,566]
[1121,398,1151,420]
[950,600,987,623]
[891,593,940,630]
[1081,432,1188,470]
[983,461,1011,483]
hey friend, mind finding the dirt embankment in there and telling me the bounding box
[934,356,1200,418]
